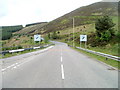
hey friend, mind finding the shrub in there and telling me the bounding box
[95,15,115,42]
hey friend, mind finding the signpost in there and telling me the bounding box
[80,35,87,48]
[34,35,41,46]
[34,35,41,41]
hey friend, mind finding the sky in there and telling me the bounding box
[0,0,118,26]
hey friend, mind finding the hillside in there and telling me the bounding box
[3,1,118,50]
[13,2,118,36]
[14,22,48,35]
[41,2,118,33]
[25,22,47,27]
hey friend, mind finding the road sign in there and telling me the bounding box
[80,35,87,41]
[34,35,41,41]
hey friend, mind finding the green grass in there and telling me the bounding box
[110,16,118,34]
[60,31,118,57]
[60,19,118,56]
[59,23,96,36]
[72,47,119,69]
[74,42,118,56]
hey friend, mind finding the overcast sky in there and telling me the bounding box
[0,0,118,26]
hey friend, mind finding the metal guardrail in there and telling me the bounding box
[0,44,54,55]
[69,45,120,61]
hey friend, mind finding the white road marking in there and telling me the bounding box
[2,46,54,72]
[2,59,31,72]
[13,66,17,69]
[2,69,6,71]
[60,47,65,80]
[2,63,16,71]
[61,64,65,80]
[61,56,63,62]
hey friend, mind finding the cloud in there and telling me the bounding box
[0,0,8,17]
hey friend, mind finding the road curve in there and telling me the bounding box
[2,41,118,88]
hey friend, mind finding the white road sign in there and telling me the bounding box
[80,35,87,41]
[34,35,41,41]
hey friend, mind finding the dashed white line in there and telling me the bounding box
[61,56,63,62]
[61,64,65,80]
[60,47,65,80]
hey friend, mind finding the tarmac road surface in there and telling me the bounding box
[2,41,118,88]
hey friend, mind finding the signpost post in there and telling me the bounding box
[80,35,87,48]
[73,17,75,47]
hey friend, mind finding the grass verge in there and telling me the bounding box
[71,47,119,69]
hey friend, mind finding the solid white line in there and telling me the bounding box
[61,64,65,80]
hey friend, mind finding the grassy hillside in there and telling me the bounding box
[14,22,48,35]
[41,2,118,34]
[2,2,118,55]
[1,22,48,48]
[13,2,118,35]
[57,16,118,56]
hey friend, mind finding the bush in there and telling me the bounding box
[30,37,33,39]
[51,31,58,39]
[95,15,115,42]
[17,45,23,49]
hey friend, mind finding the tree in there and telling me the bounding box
[2,31,12,40]
[52,31,58,39]
[95,15,115,42]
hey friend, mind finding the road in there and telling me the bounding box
[2,41,118,88]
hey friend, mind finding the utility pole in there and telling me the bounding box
[73,17,75,47]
